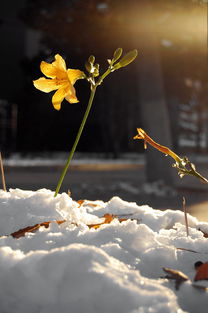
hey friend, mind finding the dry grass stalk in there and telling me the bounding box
[0,152,7,192]
[183,196,189,237]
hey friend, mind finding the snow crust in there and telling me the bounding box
[0,188,208,313]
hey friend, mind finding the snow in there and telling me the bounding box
[0,188,208,313]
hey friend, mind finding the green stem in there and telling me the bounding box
[54,87,96,197]
[54,66,113,197]
[97,68,111,86]
[191,170,208,184]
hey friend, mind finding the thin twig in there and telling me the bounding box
[183,196,189,237]
[0,152,7,192]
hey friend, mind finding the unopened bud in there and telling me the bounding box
[118,49,138,68]
[88,55,95,64]
[113,48,123,63]
[85,61,91,73]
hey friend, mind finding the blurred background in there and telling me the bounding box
[0,0,208,218]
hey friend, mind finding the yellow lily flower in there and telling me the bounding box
[33,54,84,110]
[133,128,182,164]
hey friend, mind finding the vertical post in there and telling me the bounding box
[0,152,6,192]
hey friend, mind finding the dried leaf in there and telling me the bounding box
[77,200,99,208]
[198,228,208,238]
[162,267,188,290]
[10,214,116,238]
[194,263,208,281]
[88,214,115,229]
[9,210,139,239]
[77,200,85,207]
[88,213,136,229]
[11,220,66,239]
[103,213,115,223]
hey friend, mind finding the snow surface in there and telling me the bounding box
[0,188,208,313]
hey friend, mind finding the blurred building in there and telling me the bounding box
[0,0,26,101]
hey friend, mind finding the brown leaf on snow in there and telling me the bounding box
[9,214,125,238]
[77,200,99,208]
[162,267,189,290]
[197,228,208,238]
[9,214,121,238]
[162,266,208,292]
[194,262,208,281]
[11,220,66,238]
[9,212,139,238]
[77,200,85,207]
[88,214,120,229]
[88,213,141,229]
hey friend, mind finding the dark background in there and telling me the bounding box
[0,0,207,158]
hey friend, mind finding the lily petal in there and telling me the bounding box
[40,55,68,80]
[65,83,79,103]
[33,77,60,93]
[67,69,85,85]
[53,54,67,72]
[52,86,69,110]
[65,92,79,103]
[40,61,60,79]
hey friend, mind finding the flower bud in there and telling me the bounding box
[85,61,91,72]
[113,48,123,63]
[118,49,138,68]
[88,55,95,64]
